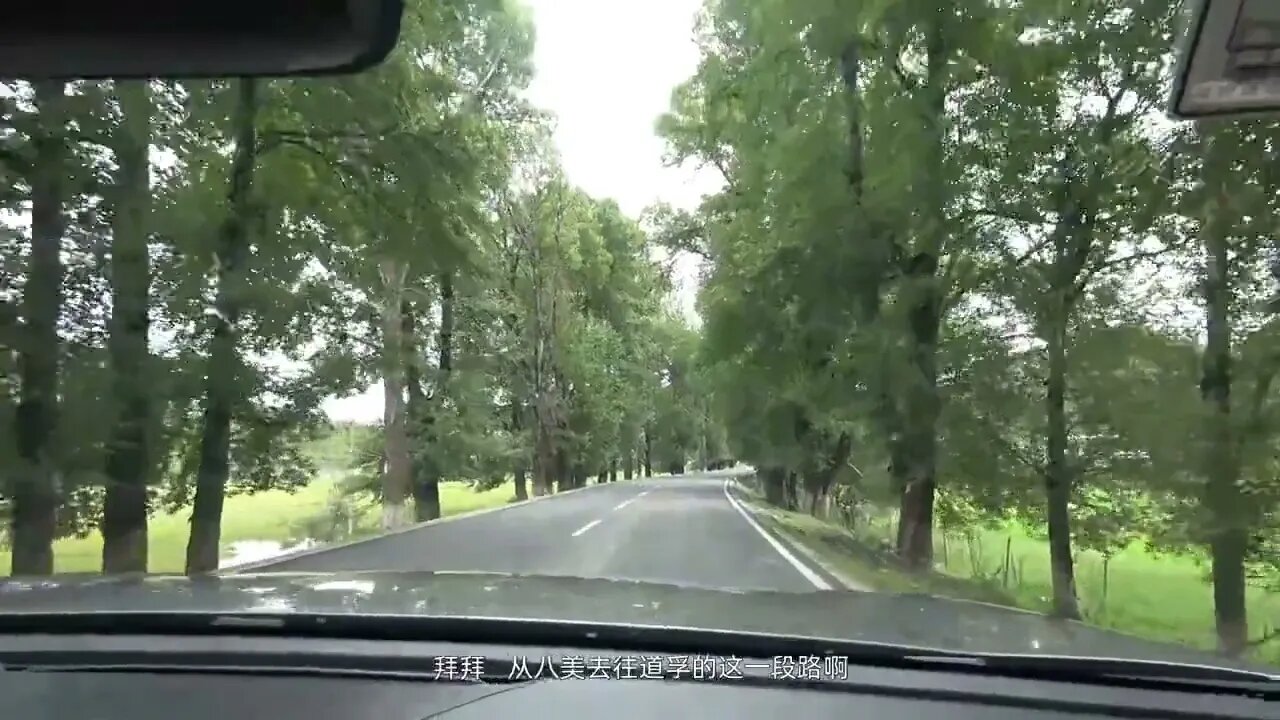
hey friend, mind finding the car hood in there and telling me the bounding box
[0,570,1267,672]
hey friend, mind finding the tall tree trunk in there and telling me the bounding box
[1200,157,1248,655]
[403,301,433,523]
[511,402,528,501]
[806,432,851,520]
[643,427,653,477]
[529,354,555,497]
[404,300,423,508]
[608,458,617,483]
[439,274,453,380]
[12,81,67,576]
[623,446,634,480]
[426,271,453,516]
[379,258,411,530]
[564,455,579,490]
[185,79,258,574]
[513,466,528,501]
[697,403,709,471]
[502,246,530,502]
[532,417,554,496]
[782,470,799,511]
[1043,302,1080,618]
[762,466,787,506]
[846,32,915,546]
[895,10,948,572]
[1039,145,1096,620]
[533,398,562,495]
[102,82,153,574]
[839,33,911,556]
[528,212,557,498]
[897,272,941,570]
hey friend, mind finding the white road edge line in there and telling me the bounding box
[721,480,832,590]
[572,519,603,537]
[613,498,635,511]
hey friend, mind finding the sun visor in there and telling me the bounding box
[1170,0,1280,119]
[0,0,402,79]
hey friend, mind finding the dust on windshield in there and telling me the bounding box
[0,0,1276,670]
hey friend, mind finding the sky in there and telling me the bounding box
[520,0,719,216]
[322,0,718,423]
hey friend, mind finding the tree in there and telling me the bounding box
[101,81,154,573]
[663,0,1280,657]
[185,79,260,574]
[11,81,70,576]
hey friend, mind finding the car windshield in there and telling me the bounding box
[0,0,1277,674]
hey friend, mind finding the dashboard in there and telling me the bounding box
[0,632,1273,720]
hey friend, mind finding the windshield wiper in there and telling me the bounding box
[0,611,1272,696]
[891,649,1275,692]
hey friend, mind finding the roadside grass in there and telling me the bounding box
[0,476,521,576]
[744,497,1018,607]
[0,427,532,576]
[927,523,1280,655]
[735,486,1280,667]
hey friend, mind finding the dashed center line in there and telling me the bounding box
[572,519,602,537]
[637,490,649,497]
[613,498,635,511]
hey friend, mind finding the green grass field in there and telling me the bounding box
[745,497,1280,667]
[932,523,1280,655]
[0,475,521,575]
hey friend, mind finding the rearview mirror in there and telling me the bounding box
[1170,0,1280,119]
[0,0,404,79]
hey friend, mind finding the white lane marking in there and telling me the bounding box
[638,490,649,497]
[572,519,603,537]
[226,480,619,573]
[613,498,635,511]
[721,480,832,590]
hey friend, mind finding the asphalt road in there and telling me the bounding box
[242,472,836,593]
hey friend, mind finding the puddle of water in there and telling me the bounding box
[221,538,319,569]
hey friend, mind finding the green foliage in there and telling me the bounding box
[0,0,699,563]
[664,0,1280,653]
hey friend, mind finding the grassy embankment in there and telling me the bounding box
[0,428,520,575]
[738,484,1280,666]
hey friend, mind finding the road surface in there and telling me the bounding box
[240,473,841,593]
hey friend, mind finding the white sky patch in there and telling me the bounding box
[521,0,716,327]
[523,0,718,217]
